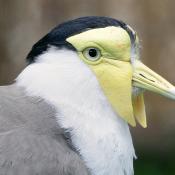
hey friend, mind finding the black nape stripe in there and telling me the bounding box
[26,16,136,64]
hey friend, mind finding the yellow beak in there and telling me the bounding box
[133,60,175,100]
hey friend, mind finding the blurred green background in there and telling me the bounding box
[0,0,175,174]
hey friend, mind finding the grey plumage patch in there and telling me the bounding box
[0,85,89,175]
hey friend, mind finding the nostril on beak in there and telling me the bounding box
[139,73,155,83]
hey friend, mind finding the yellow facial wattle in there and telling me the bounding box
[90,59,136,126]
[66,26,175,127]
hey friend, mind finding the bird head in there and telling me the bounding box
[25,16,175,128]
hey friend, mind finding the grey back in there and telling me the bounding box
[0,85,89,175]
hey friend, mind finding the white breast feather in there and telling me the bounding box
[16,48,136,175]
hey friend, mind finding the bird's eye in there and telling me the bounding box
[83,48,101,61]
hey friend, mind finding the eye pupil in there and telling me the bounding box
[88,49,97,57]
[83,47,101,62]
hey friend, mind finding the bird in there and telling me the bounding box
[0,16,175,175]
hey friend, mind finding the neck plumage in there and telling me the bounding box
[16,48,136,175]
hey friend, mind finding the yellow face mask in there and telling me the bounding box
[67,26,175,128]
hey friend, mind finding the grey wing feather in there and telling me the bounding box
[0,85,90,175]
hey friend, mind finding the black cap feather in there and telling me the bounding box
[27,16,136,63]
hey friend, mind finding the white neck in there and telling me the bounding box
[16,48,135,175]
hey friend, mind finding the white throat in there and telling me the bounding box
[16,48,136,175]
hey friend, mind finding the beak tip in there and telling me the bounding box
[170,87,175,93]
[169,88,175,100]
